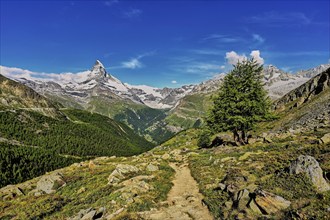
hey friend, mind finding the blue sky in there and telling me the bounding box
[1,0,329,87]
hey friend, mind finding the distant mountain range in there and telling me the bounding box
[1,61,329,143]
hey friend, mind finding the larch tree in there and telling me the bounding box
[206,58,271,145]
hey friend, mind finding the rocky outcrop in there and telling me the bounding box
[274,67,330,110]
[33,172,66,195]
[69,207,105,220]
[319,133,330,144]
[107,164,139,185]
[0,185,24,201]
[289,155,330,192]
[247,189,291,215]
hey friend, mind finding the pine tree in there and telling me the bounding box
[206,58,272,145]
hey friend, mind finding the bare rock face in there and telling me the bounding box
[289,155,330,192]
[34,172,66,195]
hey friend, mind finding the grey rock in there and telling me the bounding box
[146,164,159,172]
[320,133,330,144]
[289,155,330,192]
[108,164,139,185]
[35,172,66,195]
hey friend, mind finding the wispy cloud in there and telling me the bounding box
[122,58,142,69]
[171,61,223,77]
[190,49,224,55]
[123,8,142,18]
[104,0,119,7]
[202,34,242,43]
[247,11,312,26]
[171,80,177,84]
[252,34,265,44]
[120,51,156,69]
[264,51,329,57]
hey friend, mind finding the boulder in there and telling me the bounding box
[0,185,24,200]
[247,189,291,215]
[70,207,105,220]
[146,164,159,172]
[35,172,66,195]
[289,155,330,192]
[161,153,171,160]
[108,164,139,185]
[319,133,330,144]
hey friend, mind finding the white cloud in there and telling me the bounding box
[171,80,177,84]
[123,8,142,18]
[121,58,142,69]
[120,51,155,69]
[225,51,247,65]
[252,34,265,44]
[250,50,264,64]
[220,65,225,69]
[225,50,264,65]
[0,66,91,84]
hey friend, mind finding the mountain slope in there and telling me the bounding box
[2,62,329,144]
[270,67,330,131]
[0,75,154,187]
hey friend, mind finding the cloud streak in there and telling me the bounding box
[120,51,156,69]
[247,11,312,26]
[202,34,242,43]
[123,8,142,18]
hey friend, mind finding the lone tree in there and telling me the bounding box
[206,58,271,145]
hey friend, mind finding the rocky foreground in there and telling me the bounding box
[1,128,330,219]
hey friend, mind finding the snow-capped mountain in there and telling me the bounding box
[0,60,194,109]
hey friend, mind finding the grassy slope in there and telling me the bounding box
[160,128,330,219]
[165,93,212,129]
[0,151,175,219]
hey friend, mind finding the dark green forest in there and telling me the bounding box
[0,143,81,188]
[0,109,154,187]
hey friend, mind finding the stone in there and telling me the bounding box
[69,207,105,220]
[77,187,86,194]
[105,208,125,219]
[146,164,159,172]
[289,155,330,192]
[0,185,24,200]
[248,189,291,215]
[161,153,171,160]
[35,172,66,195]
[108,164,139,185]
[319,133,330,144]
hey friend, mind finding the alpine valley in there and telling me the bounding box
[0,62,330,220]
[1,61,329,144]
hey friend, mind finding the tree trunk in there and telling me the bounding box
[242,130,248,144]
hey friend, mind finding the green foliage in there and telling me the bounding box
[0,109,153,158]
[197,130,211,148]
[0,143,80,188]
[206,59,272,144]
[0,109,154,186]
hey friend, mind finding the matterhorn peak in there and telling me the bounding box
[89,60,107,78]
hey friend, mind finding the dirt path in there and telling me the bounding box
[140,160,213,220]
